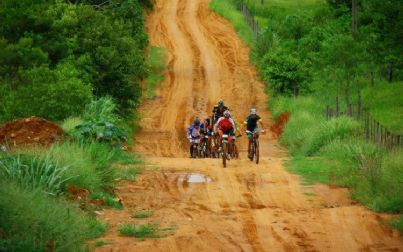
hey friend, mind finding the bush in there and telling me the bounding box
[261,49,310,96]
[1,63,92,122]
[82,96,120,124]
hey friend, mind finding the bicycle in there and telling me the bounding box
[231,134,242,159]
[246,129,263,164]
[191,137,201,158]
[200,133,210,158]
[221,133,231,168]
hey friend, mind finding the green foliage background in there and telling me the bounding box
[0,0,151,122]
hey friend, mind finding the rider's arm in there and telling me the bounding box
[229,118,235,128]
[258,119,264,132]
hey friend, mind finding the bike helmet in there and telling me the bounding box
[194,118,200,126]
[218,99,225,107]
[250,108,257,115]
[223,110,231,118]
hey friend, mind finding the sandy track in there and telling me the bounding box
[96,0,403,251]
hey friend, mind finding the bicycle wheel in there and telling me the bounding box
[255,139,259,164]
[249,142,254,161]
[233,142,239,159]
[191,144,197,158]
[222,142,227,168]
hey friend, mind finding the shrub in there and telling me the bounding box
[82,96,120,124]
[1,63,92,122]
[261,49,310,96]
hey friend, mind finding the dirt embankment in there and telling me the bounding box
[95,0,403,251]
[0,116,63,148]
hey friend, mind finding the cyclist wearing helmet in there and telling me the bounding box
[214,110,235,149]
[188,117,203,157]
[244,108,264,158]
[211,99,228,124]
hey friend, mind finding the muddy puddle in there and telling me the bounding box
[163,172,213,184]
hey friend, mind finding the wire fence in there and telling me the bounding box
[326,93,402,149]
[240,3,260,38]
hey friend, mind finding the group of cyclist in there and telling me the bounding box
[187,99,264,160]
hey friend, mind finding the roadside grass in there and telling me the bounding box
[116,166,143,181]
[388,216,403,231]
[286,156,333,185]
[362,81,403,134]
[0,182,105,252]
[132,210,153,219]
[90,192,123,210]
[118,222,161,238]
[94,240,110,247]
[209,0,254,45]
[145,47,167,98]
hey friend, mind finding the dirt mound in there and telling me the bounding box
[270,112,290,138]
[0,116,63,147]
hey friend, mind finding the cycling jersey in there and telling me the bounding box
[188,123,202,139]
[244,114,262,132]
[216,117,235,132]
[212,105,228,123]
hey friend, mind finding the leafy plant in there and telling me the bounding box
[75,121,128,144]
[74,97,128,144]
[0,154,72,195]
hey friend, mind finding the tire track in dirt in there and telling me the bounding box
[96,0,403,251]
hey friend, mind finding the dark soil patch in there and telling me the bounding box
[0,116,63,148]
[270,112,290,138]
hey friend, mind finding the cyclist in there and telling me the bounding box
[244,108,264,159]
[211,99,229,124]
[214,110,235,155]
[188,118,202,157]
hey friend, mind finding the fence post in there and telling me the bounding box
[357,91,362,120]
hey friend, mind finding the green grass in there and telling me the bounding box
[0,182,105,252]
[61,117,83,136]
[145,47,167,98]
[286,156,333,185]
[90,192,124,210]
[388,216,403,231]
[132,210,153,219]
[94,240,110,247]
[116,166,143,181]
[118,223,161,238]
[209,0,254,45]
[0,153,72,195]
[362,81,403,134]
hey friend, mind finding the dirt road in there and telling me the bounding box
[97,0,403,251]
